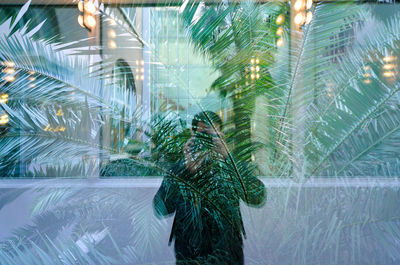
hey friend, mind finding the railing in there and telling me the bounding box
[0,177,399,188]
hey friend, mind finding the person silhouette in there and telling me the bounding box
[153,111,265,265]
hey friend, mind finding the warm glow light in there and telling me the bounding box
[56,109,64,116]
[294,13,305,25]
[363,73,371,78]
[3,76,15,82]
[363,79,371,84]
[44,125,66,132]
[136,68,140,73]
[141,68,144,73]
[250,73,255,80]
[276,14,285,25]
[383,64,395,70]
[294,0,304,11]
[2,61,15,67]
[250,58,255,65]
[250,66,255,72]
[140,60,144,66]
[383,71,394,77]
[29,76,36,81]
[78,0,84,12]
[136,75,139,80]
[84,1,96,14]
[84,14,96,29]
[276,27,284,36]
[256,73,260,79]
[0,94,8,104]
[140,75,144,80]
[306,0,313,9]
[109,19,117,26]
[108,40,117,49]
[78,15,84,28]
[30,84,36,88]
[108,29,116,38]
[256,66,260,72]
[28,71,36,75]
[255,58,260,64]
[245,81,249,86]
[305,11,313,24]
[383,56,395,63]
[277,38,284,47]
[3,68,15,74]
[363,66,371,71]
[0,114,9,125]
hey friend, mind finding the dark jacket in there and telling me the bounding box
[153,159,265,265]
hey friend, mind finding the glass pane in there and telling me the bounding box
[1,1,400,264]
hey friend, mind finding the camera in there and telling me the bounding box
[191,131,217,153]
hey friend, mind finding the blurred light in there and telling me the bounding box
[0,114,9,125]
[276,27,284,36]
[56,109,64,116]
[84,14,96,29]
[245,81,249,86]
[108,29,116,39]
[3,68,15,74]
[294,13,305,25]
[294,0,304,11]
[250,73,255,80]
[277,38,284,47]
[140,75,144,80]
[136,68,140,73]
[363,79,371,84]
[136,60,139,65]
[109,19,117,26]
[29,76,36,81]
[140,68,144,73]
[2,61,15,67]
[245,75,249,79]
[3,76,15,82]
[78,15,84,28]
[363,66,371,71]
[250,58,255,64]
[383,71,394,77]
[305,11,313,24]
[108,40,117,49]
[78,0,84,12]
[28,71,36,75]
[54,126,66,132]
[136,75,139,80]
[256,73,260,79]
[140,60,144,66]
[383,56,395,63]
[306,0,313,9]
[44,125,66,132]
[0,94,8,104]
[84,1,96,14]
[383,64,395,70]
[250,66,255,72]
[30,84,36,88]
[276,14,285,25]
[256,66,260,72]
[256,58,260,64]
[363,73,371,78]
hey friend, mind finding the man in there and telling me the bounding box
[153,111,265,265]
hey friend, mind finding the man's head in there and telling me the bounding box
[191,111,222,133]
